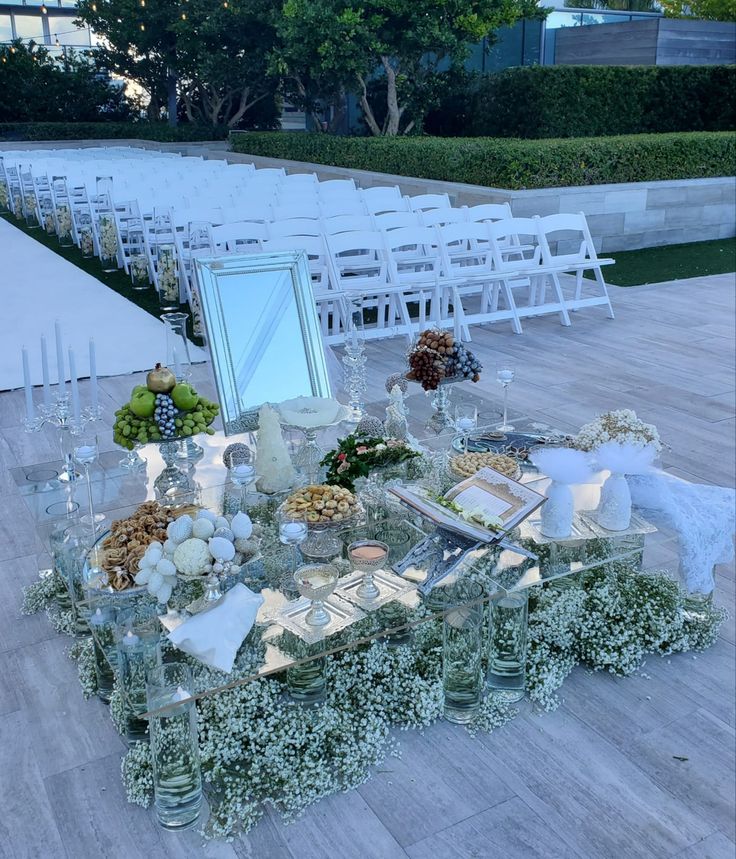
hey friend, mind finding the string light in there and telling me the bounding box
[40,3,48,13]
[181,12,187,18]
[140,0,145,6]
[91,2,97,10]
[223,1,228,6]
[140,22,145,30]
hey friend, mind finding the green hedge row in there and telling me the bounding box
[0,122,228,142]
[231,131,736,190]
[449,65,736,139]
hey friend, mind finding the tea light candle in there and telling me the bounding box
[122,630,140,647]
[282,523,305,539]
[75,444,96,463]
[232,464,255,480]
[172,685,190,702]
[457,417,475,432]
[89,608,105,626]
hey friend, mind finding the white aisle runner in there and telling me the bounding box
[0,219,205,390]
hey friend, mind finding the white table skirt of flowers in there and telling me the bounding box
[20,405,734,840]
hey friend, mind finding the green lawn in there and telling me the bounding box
[589,238,736,287]
[2,212,203,345]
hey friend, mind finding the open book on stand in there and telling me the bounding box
[389,466,546,543]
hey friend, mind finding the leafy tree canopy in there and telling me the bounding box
[659,0,736,20]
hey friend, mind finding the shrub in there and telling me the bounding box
[0,122,228,142]
[230,130,736,190]
[462,65,736,139]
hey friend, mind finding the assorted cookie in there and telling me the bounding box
[283,485,360,524]
[450,452,520,480]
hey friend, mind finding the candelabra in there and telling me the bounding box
[23,393,104,483]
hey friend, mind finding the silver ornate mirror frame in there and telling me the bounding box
[195,251,332,434]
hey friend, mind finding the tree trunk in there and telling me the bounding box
[356,73,382,137]
[381,56,401,137]
[166,67,177,127]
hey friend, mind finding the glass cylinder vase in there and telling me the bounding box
[56,204,73,247]
[157,245,180,311]
[84,602,118,703]
[146,663,203,831]
[487,590,529,703]
[51,524,92,637]
[442,580,485,724]
[286,656,327,704]
[116,617,162,744]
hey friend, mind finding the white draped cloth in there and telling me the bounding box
[629,470,736,594]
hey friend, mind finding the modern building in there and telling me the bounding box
[0,0,93,55]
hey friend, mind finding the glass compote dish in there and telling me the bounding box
[229,462,257,513]
[294,563,339,627]
[277,397,352,484]
[347,540,389,602]
[153,439,198,503]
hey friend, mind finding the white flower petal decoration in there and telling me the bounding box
[134,568,151,585]
[209,536,236,563]
[531,447,593,485]
[595,441,657,475]
[144,542,163,564]
[231,511,253,540]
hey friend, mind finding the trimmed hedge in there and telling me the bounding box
[461,65,736,139]
[230,131,736,190]
[0,122,228,142]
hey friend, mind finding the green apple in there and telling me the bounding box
[130,388,156,418]
[171,382,198,411]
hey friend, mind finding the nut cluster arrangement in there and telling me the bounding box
[406,329,482,391]
[101,501,176,589]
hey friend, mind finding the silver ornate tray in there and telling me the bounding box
[335,569,416,611]
[276,593,365,644]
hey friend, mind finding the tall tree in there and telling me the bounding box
[174,0,279,128]
[273,0,543,136]
[658,0,736,19]
[76,0,279,127]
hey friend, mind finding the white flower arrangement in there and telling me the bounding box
[44,212,56,234]
[575,409,662,453]
[99,215,118,261]
[56,204,72,239]
[24,193,37,220]
[0,181,8,209]
[157,245,179,302]
[80,228,95,257]
[129,254,150,285]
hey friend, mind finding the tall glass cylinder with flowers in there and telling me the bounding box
[98,215,119,272]
[442,579,486,724]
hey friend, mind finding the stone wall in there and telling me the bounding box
[3,139,734,253]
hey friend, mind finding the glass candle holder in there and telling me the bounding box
[146,663,203,831]
[442,580,486,725]
[116,617,162,743]
[84,602,118,703]
[372,519,416,565]
[286,656,327,705]
[487,590,529,703]
[51,523,92,637]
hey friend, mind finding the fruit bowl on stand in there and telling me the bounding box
[114,363,219,497]
[405,329,483,434]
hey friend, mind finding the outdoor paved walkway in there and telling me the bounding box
[0,273,733,858]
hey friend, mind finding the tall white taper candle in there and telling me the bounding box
[22,346,34,421]
[54,319,65,391]
[68,348,80,421]
[89,338,98,409]
[40,335,51,406]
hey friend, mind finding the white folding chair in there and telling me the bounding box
[464,203,512,223]
[406,193,451,213]
[362,186,409,216]
[437,222,521,335]
[268,218,323,239]
[322,214,375,235]
[421,208,466,228]
[326,231,412,341]
[535,213,615,319]
[373,211,421,232]
[487,218,571,327]
[211,222,267,254]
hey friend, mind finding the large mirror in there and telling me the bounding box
[195,251,332,434]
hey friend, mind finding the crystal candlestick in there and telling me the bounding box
[23,392,82,483]
[342,300,367,422]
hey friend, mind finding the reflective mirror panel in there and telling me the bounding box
[195,252,332,434]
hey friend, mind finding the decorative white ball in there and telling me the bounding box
[192,518,216,540]
[209,536,236,562]
[231,511,253,540]
[213,527,234,542]
[144,541,163,564]
[197,509,217,523]
[213,562,224,574]
[156,558,176,577]
[173,538,211,575]
[167,515,193,544]
[215,516,230,530]
[163,539,177,556]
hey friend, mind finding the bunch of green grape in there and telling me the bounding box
[113,404,161,449]
[173,396,219,437]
